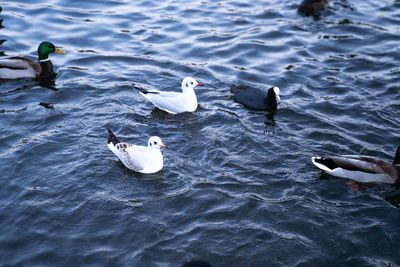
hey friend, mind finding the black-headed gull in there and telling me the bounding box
[133,77,205,114]
[230,85,280,111]
[311,146,400,184]
[107,127,166,174]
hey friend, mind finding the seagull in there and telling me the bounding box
[311,146,400,184]
[133,77,205,114]
[106,127,166,174]
[230,85,280,111]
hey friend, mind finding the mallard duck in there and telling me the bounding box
[0,41,65,79]
[311,146,400,184]
[132,77,205,114]
[107,128,166,174]
[230,85,280,111]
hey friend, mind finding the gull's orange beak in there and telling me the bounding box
[160,144,167,148]
[54,47,65,54]
[196,82,205,87]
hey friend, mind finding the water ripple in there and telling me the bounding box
[0,0,400,266]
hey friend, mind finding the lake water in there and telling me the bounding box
[0,0,399,266]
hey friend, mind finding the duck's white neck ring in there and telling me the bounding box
[39,58,50,62]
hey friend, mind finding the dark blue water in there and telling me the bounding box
[1,0,399,266]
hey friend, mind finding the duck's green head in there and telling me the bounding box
[38,41,65,60]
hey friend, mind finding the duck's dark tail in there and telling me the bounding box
[311,156,338,171]
[107,127,120,145]
[394,146,400,165]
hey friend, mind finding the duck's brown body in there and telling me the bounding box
[312,146,400,184]
[0,56,55,79]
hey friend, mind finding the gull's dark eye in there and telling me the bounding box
[154,141,158,145]
[191,81,194,85]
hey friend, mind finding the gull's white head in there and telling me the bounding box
[181,77,205,92]
[273,86,280,101]
[148,136,166,149]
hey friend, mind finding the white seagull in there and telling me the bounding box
[133,77,205,114]
[107,128,166,174]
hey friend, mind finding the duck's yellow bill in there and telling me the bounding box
[54,47,65,54]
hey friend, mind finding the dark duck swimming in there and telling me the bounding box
[230,85,280,111]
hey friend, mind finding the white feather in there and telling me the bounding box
[141,90,197,114]
[138,77,202,114]
[107,137,164,174]
[0,69,36,79]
